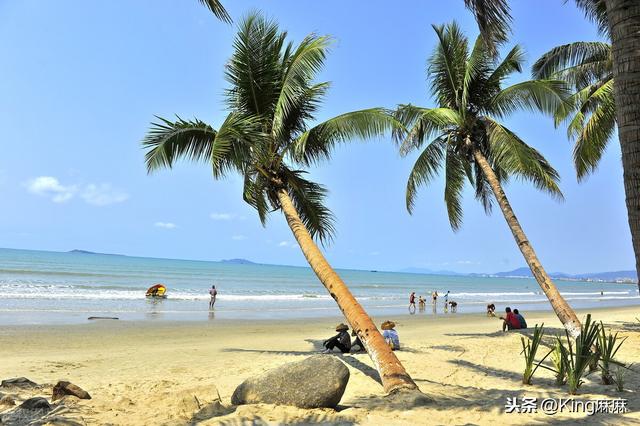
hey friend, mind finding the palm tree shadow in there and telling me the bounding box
[447,359,557,387]
[339,355,382,385]
[212,413,356,426]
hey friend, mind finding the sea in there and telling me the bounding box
[0,248,638,325]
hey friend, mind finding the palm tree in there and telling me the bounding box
[532,42,614,181]
[142,13,418,394]
[198,0,232,23]
[464,0,640,294]
[395,23,582,337]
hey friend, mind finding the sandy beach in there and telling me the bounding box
[1,306,638,425]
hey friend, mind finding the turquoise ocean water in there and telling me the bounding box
[0,248,637,324]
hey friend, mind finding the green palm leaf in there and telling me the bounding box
[197,0,232,23]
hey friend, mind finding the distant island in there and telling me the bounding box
[68,249,124,256]
[402,266,638,284]
[220,258,256,265]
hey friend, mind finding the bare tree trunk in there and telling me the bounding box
[473,150,582,337]
[605,0,640,292]
[276,189,418,394]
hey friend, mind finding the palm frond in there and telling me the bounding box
[225,12,287,119]
[242,171,272,226]
[142,116,217,173]
[490,80,570,118]
[291,108,401,166]
[281,169,336,245]
[463,0,512,54]
[198,0,232,23]
[405,136,447,213]
[573,0,609,37]
[430,23,469,109]
[395,106,461,155]
[486,44,526,88]
[573,84,616,180]
[444,147,468,230]
[532,41,611,88]
[484,117,564,199]
[272,35,332,142]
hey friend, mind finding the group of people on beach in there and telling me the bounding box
[322,320,400,354]
[487,303,528,331]
[409,291,457,313]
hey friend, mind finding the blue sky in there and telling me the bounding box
[0,0,632,274]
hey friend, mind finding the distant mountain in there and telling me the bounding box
[478,267,637,283]
[68,249,124,256]
[401,265,637,283]
[220,258,256,265]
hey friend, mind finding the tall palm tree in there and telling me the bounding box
[465,0,640,293]
[142,13,418,394]
[395,23,582,337]
[533,41,614,181]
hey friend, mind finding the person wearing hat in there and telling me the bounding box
[381,320,400,350]
[322,323,352,354]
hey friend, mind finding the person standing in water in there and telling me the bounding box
[408,292,416,313]
[209,285,218,309]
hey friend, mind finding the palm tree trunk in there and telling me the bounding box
[473,150,582,338]
[605,0,640,292]
[276,188,418,394]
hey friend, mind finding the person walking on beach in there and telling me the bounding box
[209,285,217,309]
[409,292,416,312]
[432,291,438,305]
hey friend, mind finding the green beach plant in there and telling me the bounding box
[394,22,582,337]
[142,12,418,395]
[558,314,600,394]
[613,365,629,392]
[520,324,552,384]
[598,322,627,385]
[550,339,567,385]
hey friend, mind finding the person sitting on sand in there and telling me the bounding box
[500,307,521,331]
[487,303,496,317]
[381,320,400,350]
[513,309,528,329]
[351,330,365,353]
[322,323,352,354]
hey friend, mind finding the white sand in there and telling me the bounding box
[1,306,639,425]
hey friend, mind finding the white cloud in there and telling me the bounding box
[277,241,299,249]
[81,184,129,206]
[232,235,247,241]
[26,177,128,206]
[369,251,381,256]
[26,176,77,203]
[154,222,177,229]
[210,212,236,221]
[456,260,481,265]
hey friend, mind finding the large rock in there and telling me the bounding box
[52,381,91,401]
[0,377,38,389]
[19,397,51,411]
[231,355,349,409]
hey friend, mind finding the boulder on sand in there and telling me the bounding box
[19,397,51,411]
[52,381,91,401]
[0,377,38,389]
[231,355,349,409]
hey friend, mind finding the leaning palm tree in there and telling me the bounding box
[465,0,640,296]
[533,41,614,181]
[395,22,582,337]
[142,13,418,394]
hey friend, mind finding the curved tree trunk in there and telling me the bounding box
[276,188,418,394]
[605,0,640,292]
[473,150,582,338]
